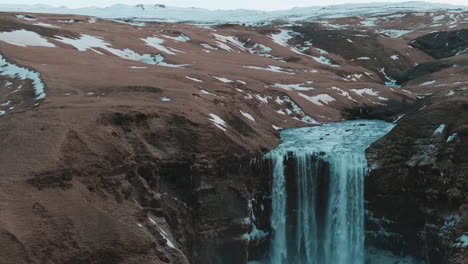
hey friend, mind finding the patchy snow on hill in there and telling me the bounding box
[142,36,176,55]
[163,33,191,42]
[378,29,413,38]
[201,43,218,50]
[186,76,203,82]
[419,80,437,86]
[214,76,234,83]
[270,29,294,47]
[455,235,468,248]
[0,54,46,100]
[243,65,294,75]
[273,83,314,91]
[200,90,216,96]
[209,113,227,131]
[298,93,336,106]
[55,34,188,67]
[351,88,380,96]
[16,14,36,21]
[275,95,319,124]
[329,86,355,101]
[240,111,255,122]
[433,124,446,135]
[34,22,60,28]
[0,29,56,47]
[212,34,246,51]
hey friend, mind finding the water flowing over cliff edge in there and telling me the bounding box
[248,120,395,263]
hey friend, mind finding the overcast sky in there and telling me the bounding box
[0,0,466,10]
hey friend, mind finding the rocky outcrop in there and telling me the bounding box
[366,89,468,264]
[396,57,468,86]
[411,29,468,59]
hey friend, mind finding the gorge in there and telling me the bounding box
[0,3,467,264]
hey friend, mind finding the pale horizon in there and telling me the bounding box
[0,0,466,11]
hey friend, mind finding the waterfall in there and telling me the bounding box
[264,120,395,264]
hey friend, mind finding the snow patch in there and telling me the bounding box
[142,36,175,55]
[34,22,60,28]
[209,114,227,131]
[0,29,55,47]
[243,65,294,75]
[163,33,191,42]
[56,34,188,67]
[214,76,234,83]
[433,14,446,22]
[201,43,218,50]
[255,94,270,104]
[0,54,46,100]
[378,29,412,38]
[16,14,36,21]
[158,227,176,249]
[240,111,255,122]
[394,114,406,123]
[447,133,457,142]
[276,95,319,124]
[212,33,245,51]
[273,83,314,91]
[0,101,11,106]
[200,90,216,96]
[419,80,436,86]
[351,88,379,96]
[455,235,468,248]
[270,29,294,47]
[433,124,445,135]
[329,86,355,101]
[378,68,401,87]
[186,76,203,82]
[298,93,336,106]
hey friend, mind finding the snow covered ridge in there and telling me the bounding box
[0,2,467,25]
[0,54,46,100]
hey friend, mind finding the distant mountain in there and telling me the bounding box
[0,1,467,25]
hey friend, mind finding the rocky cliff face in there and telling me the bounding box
[0,6,467,264]
[366,89,468,263]
[366,31,468,263]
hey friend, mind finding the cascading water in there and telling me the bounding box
[264,120,395,264]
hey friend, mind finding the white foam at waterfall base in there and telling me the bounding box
[258,120,395,264]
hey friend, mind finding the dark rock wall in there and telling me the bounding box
[365,91,468,264]
[411,29,468,59]
[99,111,275,264]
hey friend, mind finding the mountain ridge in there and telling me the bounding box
[0,1,467,25]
